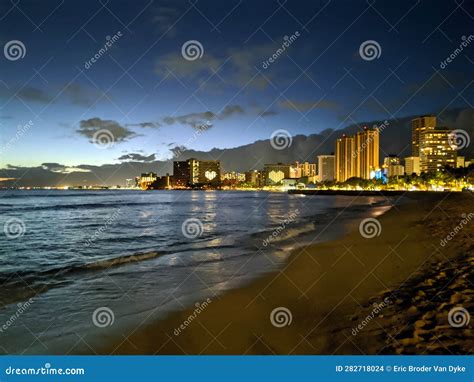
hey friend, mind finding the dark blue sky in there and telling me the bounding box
[0,0,472,168]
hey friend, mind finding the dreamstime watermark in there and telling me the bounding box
[3,217,26,239]
[352,120,389,158]
[262,209,300,247]
[0,120,33,156]
[440,35,474,69]
[440,213,473,247]
[92,129,115,149]
[182,218,204,239]
[5,364,85,376]
[181,40,204,61]
[262,31,300,69]
[359,40,381,61]
[447,306,470,328]
[84,31,123,69]
[173,122,212,158]
[92,307,115,328]
[3,40,26,61]
[270,129,292,150]
[270,307,292,328]
[0,298,34,334]
[173,298,212,336]
[351,297,391,336]
[359,217,382,239]
[448,129,470,151]
[84,209,121,247]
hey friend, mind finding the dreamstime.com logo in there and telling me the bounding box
[352,120,390,158]
[174,298,212,336]
[84,209,122,247]
[270,307,292,328]
[352,121,389,158]
[262,209,300,247]
[359,217,382,239]
[5,363,85,376]
[182,218,204,239]
[84,31,123,69]
[448,129,471,151]
[3,40,26,61]
[0,120,34,155]
[352,297,391,336]
[262,31,300,69]
[92,307,115,328]
[181,40,204,61]
[0,298,34,334]
[440,213,473,247]
[440,35,474,69]
[3,217,26,239]
[359,40,381,61]
[448,306,470,328]
[92,129,115,149]
[270,129,292,150]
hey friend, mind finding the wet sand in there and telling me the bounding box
[103,192,473,355]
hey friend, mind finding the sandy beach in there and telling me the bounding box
[103,192,473,355]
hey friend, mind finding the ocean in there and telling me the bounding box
[0,190,390,354]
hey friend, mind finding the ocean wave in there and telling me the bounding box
[0,251,164,285]
[0,201,175,211]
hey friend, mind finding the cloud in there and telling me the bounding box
[218,105,244,119]
[0,83,104,107]
[155,41,284,89]
[163,111,215,130]
[249,101,278,118]
[63,83,101,107]
[170,145,188,158]
[279,99,340,112]
[77,118,137,143]
[259,110,278,117]
[41,163,91,174]
[161,105,244,130]
[151,1,185,36]
[9,87,53,103]
[126,121,161,128]
[118,153,156,162]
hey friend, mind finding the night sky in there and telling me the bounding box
[0,0,472,182]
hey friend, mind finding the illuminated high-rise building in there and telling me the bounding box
[316,155,335,182]
[412,116,436,156]
[404,156,420,175]
[264,163,291,185]
[383,155,400,167]
[354,127,380,179]
[173,158,221,187]
[294,161,316,177]
[138,172,157,189]
[245,170,264,187]
[456,156,465,168]
[383,155,402,177]
[387,164,404,177]
[335,135,355,182]
[419,128,457,173]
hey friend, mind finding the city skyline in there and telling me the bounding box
[102,113,473,191]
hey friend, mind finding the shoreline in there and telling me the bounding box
[2,188,469,195]
[288,190,466,196]
[100,193,472,354]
